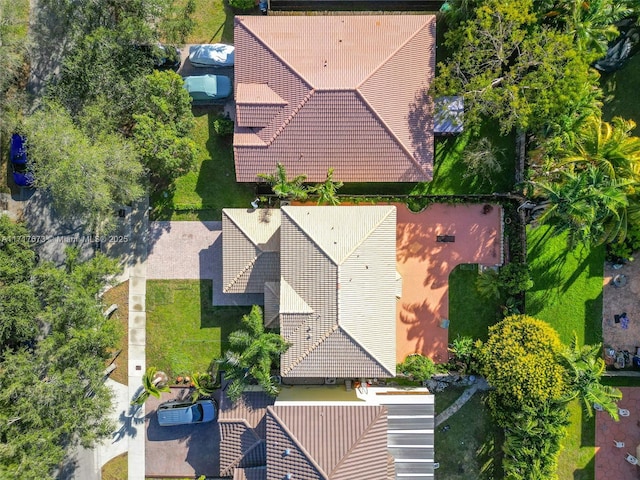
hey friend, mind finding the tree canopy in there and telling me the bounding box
[0,216,122,479]
[22,103,144,232]
[478,315,567,411]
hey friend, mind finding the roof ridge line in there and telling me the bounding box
[335,206,395,266]
[281,206,339,265]
[354,88,430,178]
[267,406,329,480]
[328,406,387,478]
[281,323,338,376]
[339,325,395,377]
[356,17,434,91]
[223,254,259,293]
[266,89,316,146]
[219,419,264,476]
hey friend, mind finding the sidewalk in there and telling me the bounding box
[127,197,149,480]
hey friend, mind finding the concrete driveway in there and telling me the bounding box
[145,387,221,478]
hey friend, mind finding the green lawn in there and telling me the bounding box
[601,54,640,136]
[557,400,596,480]
[174,0,235,44]
[435,387,466,415]
[434,393,503,480]
[146,280,250,378]
[448,264,502,342]
[151,112,254,221]
[526,225,605,346]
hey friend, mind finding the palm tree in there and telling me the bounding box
[257,163,308,201]
[309,168,343,205]
[529,166,632,246]
[219,305,290,402]
[190,371,217,402]
[131,366,169,406]
[558,116,640,183]
[539,0,631,55]
[560,333,622,420]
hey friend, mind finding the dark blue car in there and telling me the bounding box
[9,134,34,187]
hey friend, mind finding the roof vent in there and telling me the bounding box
[286,474,292,479]
[284,448,291,456]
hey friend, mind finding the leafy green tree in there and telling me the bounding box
[0,242,123,479]
[433,0,598,135]
[0,0,28,130]
[228,0,256,10]
[130,70,198,185]
[498,262,534,296]
[131,367,170,405]
[257,163,309,201]
[309,168,343,205]
[220,306,290,402]
[478,315,568,412]
[560,333,622,420]
[22,103,145,232]
[397,354,438,382]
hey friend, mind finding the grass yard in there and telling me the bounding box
[434,393,503,480]
[557,400,596,480]
[103,281,129,385]
[101,453,127,480]
[601,55,640,136]
[448,264,501,342]
[435,387,466,415]
[174,0,235,44]
[412,122,516,196]
[151,111,254,221]
[146,280,250,378]
[526,225,605,346]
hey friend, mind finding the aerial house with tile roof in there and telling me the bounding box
[233,15,436,183]
[222,205,399,381]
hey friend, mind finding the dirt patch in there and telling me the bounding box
[603,261,640,354]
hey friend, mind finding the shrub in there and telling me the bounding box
[498,262,533,296]
[397,354,437,382]
[213,117,234,136]
[228,0,255,10]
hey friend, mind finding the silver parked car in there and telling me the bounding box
[157,399,217,426]
[188,44,235,67]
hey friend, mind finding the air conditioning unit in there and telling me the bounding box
[325,377,337,385]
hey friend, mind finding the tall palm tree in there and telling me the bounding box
[220,305,289,402]
[560,333,622,420]
[257,163,308,201]
[529,166,632,245]
[309,167,343,205]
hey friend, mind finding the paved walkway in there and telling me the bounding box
[434,377,490,427]
[127,198,149,480]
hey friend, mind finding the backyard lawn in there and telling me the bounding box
[434,392,503,480]
[557,400,596,480]
[174,0,235,44]
[448,264,501,342]
[146,280,250,378]
[526,225,605,346]
[151,111,254,221]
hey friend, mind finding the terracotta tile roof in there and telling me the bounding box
[279,206,397,378]
[222,209,281,293]
[233,16,436,183]
[219,392,275,477]
[234,466,267,480]
[265,405,389,480]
